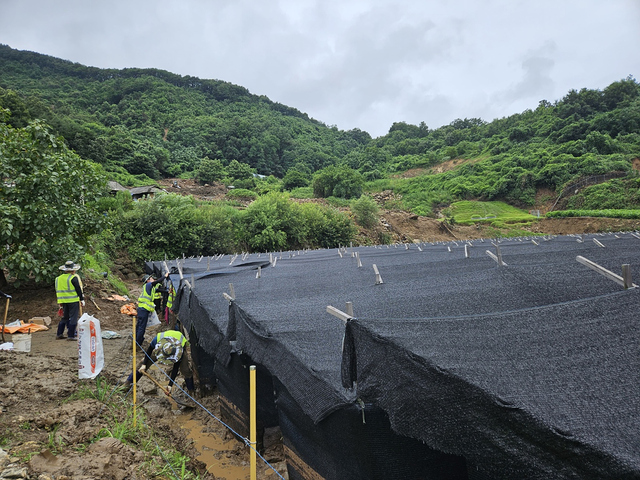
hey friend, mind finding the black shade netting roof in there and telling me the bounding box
[149,232,640,477]
[343,289,640,480]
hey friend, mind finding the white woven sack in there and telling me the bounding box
[77,313,104,379]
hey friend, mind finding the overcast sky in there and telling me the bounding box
[1,1,639,138]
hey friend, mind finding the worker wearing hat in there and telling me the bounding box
[125,329,195,397]
[136,271,169,348]
[55,260,85,340]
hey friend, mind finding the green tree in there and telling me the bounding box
[312,165,364,199]
[351,195,379,227]
[282,169,309,190]
[0,112,107,285]
[226,159,255,180]
[238,192,304,251]
[196,157,226,184]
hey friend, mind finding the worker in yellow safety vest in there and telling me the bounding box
[136,272,169,348]
[125,328,195,401]
[55,261,85,340]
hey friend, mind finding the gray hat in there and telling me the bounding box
[59,261,81,271]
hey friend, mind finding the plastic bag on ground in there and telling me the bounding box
[147,309,161,327]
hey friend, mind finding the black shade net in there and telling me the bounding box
[153,233,640,479]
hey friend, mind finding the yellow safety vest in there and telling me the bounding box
[138,283,157,312]
[55,274,82,304]
[167,287,175,310]
[157,329,187,347]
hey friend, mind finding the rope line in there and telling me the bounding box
[122,336,286,480]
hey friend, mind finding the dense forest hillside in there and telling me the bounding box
[1,44,640,285]
[1,44,639,217]
[0,44,370,181]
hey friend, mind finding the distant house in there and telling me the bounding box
[129,186,164,200]
[108,181,128,195]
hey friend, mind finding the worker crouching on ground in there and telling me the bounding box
[55,260,85,340]
[136,271,169,348]
[126,329,195,400]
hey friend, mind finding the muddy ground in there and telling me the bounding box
[0,277,287,480]
[2,202,640,479]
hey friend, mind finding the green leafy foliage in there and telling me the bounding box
[565,178,640,209]
[112,191,356,260]
[0,45,366,180]
[2,45,640,240]
[114,193,240,261]
[443,200,537,225]
[546,209,640,219]
[195,157,226,184]
[0,112,107,285]
[351,195,379,227]
[226,188,258,199]
[312,165,364,199]
[282,169,310,190]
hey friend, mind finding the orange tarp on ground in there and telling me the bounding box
[120,303,137,316]
[1,321,49,333]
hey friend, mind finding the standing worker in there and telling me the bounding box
[55,260,85,340]
[125,328,195,399]
[136,272,169,349]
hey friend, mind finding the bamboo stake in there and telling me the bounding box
[250,365,257,480]
[133,315,137,428]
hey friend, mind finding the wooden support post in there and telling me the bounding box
[531,239,539,246]
[486,250,508,266]
[176,258,184,280]
[256,266,261,279]
[272,257,277,267]
[577,256,636,288]
[326,305,352,323]
[593,238,605,248]
[464,244,469,258]
[345,302,354,317]
[229,283,235,300]
[356,252,362,268]
[373,264,383,285]
[622,264,632,289]
[490,243,505,267]
[207,257,210,271]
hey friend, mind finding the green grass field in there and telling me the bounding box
[444,200,537,225]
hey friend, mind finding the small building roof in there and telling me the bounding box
[129,186,164,195]
[108,181,128,192]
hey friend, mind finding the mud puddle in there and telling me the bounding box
[179,415,251,480]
